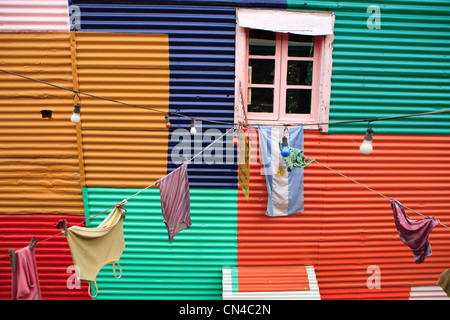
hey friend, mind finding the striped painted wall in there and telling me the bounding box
[0,214,90,300]
[0,30,83,216]
[1,0,449,301]
[0,0,70,32]
[239,129,450,299]
[83,187,237,299]
[287,0,450,135]
[71,2,238,188]
[69,2,240,299]
[0,0,90,301]
[73,31,170,188]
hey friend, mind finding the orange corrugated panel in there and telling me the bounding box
[236,266,310,292]
[0,33,84,215]
[238,130,450,300]
[73,32,170,187]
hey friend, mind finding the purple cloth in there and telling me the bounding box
[390,198,439,264]
[11,246,42,300]
[157,163,191,242]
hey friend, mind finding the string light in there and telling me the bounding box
[359,127,374,155]
[70,104,81,124]
[165,115,172,129]
[232,128,238,146]
[1,67,450,147]
[190,119,197,135]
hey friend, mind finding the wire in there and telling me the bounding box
[309,158,450,229]
[0,126,234,259]
[2,67,450,129]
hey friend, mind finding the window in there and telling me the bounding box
[235,9,335,131]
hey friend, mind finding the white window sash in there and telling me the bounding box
[237,8,334,36]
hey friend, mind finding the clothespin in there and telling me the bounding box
[116,200,127,217]
[56,219,68,236]
[28,236,37,250]
[8,249,16,272]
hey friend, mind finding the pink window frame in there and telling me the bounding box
[234,16,334,132]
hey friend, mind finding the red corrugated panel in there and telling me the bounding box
[0,214,90,300]
[238,130,450,300]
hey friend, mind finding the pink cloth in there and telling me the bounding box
[390,198,439,264]
[157,163,191,242]
[11,246,42,300]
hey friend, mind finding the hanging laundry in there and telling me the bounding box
[437,268,450,297]
[278,142,314,172]
[390,198,439,264]
[157,163,191,242]
[258,126,307,217]
[11,246,42,300]
[65,205,126,298]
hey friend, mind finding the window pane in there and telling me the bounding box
[248,59,275,84]
[286,89,311,114]
[287,61,313,85]
[248,88,274,113]
[249,29,276,56]
[288,34,314,57]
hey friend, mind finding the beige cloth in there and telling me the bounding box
[66,206,126,297]
[437,268,450,297]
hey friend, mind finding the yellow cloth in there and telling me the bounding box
[65,206,126,297]
[437,268,450,297]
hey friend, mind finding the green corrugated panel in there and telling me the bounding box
[83,187,237,300]
[288,0,450,135]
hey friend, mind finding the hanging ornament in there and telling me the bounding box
[165,115,172,129]
[190,119,197,135]
[359,127,374,155]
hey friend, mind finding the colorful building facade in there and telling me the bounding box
[0,0,449,300]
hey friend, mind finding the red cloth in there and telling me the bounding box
[391,198,439,264]
[11,246,42,300]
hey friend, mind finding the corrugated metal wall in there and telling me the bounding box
[0,32,84,215]
[1,0,449,301]
[287,0,450,135]
[70,2,239,299]
[73,31,170,188]
[0,214,90,300]
[239,129,450,299]
[84,187,237,299]
[0,0,88,300]
[0,0,69,32]
[71,1,238,188]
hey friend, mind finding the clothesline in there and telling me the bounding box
[0,127,234,260]
[309,158,450,229]
[1,127,449,261]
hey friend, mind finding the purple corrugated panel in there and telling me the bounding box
[0,0,69,32]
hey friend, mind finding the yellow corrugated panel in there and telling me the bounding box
[73,32,170,187]
[0,33,84,215]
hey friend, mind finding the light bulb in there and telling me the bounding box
[71,104,81,123]
[359,128,374,155]
[280,136,290,157]
[232,128,238,146]
[190,119,197,135]
[165,116,172,129]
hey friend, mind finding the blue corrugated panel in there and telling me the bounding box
[71,2,239,188]
[71,0,286,8]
